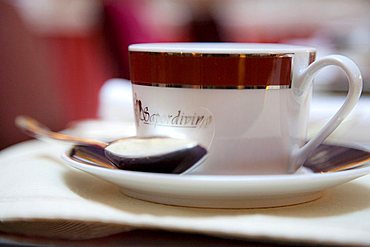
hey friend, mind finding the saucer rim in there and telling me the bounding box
[62,147,370,208]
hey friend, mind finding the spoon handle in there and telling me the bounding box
[15,116,108,148]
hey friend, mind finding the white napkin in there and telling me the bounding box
[1,118,370,245]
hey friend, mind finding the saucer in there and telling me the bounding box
[62,143,370,208]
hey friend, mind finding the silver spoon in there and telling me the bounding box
[15,116,207,174]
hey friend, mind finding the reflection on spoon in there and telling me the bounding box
[304,143,370,173]
[15,116,208,174]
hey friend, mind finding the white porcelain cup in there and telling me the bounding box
[129,43,362,175]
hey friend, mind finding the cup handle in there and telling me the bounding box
[291,55,363,172]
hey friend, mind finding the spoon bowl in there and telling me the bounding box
[105,136,207,173]
[15,116,207,174]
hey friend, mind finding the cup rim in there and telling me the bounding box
[129,42,316,54]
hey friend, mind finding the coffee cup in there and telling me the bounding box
[129,43,362,175]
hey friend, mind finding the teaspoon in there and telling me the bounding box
[15,116,207,174]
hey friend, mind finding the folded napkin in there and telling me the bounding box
[1,119,370,246]
[1,93,370,245]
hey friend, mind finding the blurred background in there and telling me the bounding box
[0,0,369,149]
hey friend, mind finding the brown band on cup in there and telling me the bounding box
[129,52,293,89]
[131,83,291,89]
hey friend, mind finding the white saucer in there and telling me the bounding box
[62,144,370,209]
